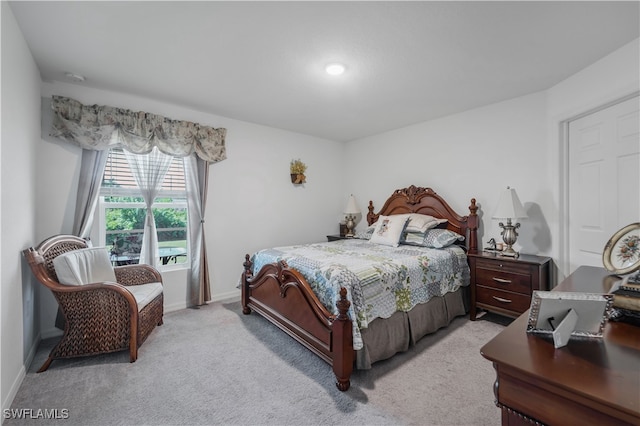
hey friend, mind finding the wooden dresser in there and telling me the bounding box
[480,266,640,426]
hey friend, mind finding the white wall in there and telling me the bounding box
[546,38,640,277]
[345,92,550,257]
[547,38,639,120]
[38,81,347,330]
[1,2,41,415]
[345,37,640,283]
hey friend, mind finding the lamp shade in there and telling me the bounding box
[492,187,527,219]
[344,194,361,215]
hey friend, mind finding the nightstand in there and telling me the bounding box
[469,252,551,320]
[327,235,350,242]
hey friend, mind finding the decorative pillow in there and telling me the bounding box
[405,214,448,233]
[362,214,409,240]
[369,215,409,247]
[423,229,465,248]
[354,227,374,240]
[401,232,427,246]
[53,247,116,286]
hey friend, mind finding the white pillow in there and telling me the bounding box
[405,214,448,233]
[367,214,410,229]
[53,247,116,286]
[370,215,409,247]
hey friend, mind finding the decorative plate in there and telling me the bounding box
[602,223,640,275]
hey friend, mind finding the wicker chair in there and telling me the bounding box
[23,234,164,372]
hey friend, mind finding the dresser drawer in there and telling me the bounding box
[475,267,531,295]
[476,286,531,315]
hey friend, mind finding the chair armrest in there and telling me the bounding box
[114,264,163,286]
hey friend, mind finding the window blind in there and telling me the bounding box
[102,148,185,192]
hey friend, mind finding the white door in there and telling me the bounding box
[568,95,640,273]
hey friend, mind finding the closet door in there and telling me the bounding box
[568,95,639,272]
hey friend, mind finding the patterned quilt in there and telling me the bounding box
[250,238,470,350]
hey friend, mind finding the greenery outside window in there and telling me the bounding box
[98,148,188,268]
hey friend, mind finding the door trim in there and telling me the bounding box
[559,91,639,276]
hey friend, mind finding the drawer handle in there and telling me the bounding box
[493,277,512,284]
[492,296,512,304]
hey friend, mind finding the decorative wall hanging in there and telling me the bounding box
[602,222,640,276]
[603,222,640,325]
[290,159,307,184]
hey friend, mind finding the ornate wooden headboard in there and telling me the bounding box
[366,185,478,253]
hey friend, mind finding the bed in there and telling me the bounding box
[241,185,478,391]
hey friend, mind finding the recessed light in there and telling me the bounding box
[325,63,346,76]
[64,72,86,82]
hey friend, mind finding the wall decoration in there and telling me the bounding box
[602,222,640,275]
[290,159,307,184]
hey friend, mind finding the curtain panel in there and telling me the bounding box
[124,147,174,268]
[184,155,211,306]
[50,95,227,163]
[72,149,109,239]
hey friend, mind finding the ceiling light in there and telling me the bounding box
[64,72,86,82]
[325,63,345,76]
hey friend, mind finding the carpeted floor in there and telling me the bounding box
[6,300,510,425]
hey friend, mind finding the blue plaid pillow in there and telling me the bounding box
[422,229,464,248]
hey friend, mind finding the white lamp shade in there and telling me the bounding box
[344,194,361,215]
[492,187,527,219]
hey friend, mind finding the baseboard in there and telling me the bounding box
[164,289,240,313]
[23,332,41,374]
[164,301,188,313]
[1,331,43,424]
[1,363,25,425]
[211,289,240,303]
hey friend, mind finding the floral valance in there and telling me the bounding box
[50,96,227,163]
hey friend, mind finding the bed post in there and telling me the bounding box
[241,254,252,314]
[366,201,378,226]
[468,198,479,254]
[332,287,353,391]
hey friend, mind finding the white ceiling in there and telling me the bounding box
[9,1,640,142]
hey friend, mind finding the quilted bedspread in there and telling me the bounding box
[250,238,470,350]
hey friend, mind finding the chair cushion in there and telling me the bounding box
[53,247,116,286]
[127,282,163,311]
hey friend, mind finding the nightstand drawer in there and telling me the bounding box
[475,267,531,295]
[475,258,532,275]
[476,286,531,314]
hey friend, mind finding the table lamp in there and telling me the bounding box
[344,194,361,237]
[492,186,527,257]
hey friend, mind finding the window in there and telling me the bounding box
[98,148,188,267]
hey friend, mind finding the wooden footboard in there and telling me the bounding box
[241,255,354,391]
[241,186,478,392]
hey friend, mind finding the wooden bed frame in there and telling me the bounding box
[241,185,478,391]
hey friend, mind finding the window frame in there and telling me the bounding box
[97,148,190,271]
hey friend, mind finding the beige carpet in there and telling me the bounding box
[6,300,509,425]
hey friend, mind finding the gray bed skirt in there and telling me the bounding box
[355,286,470,369]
